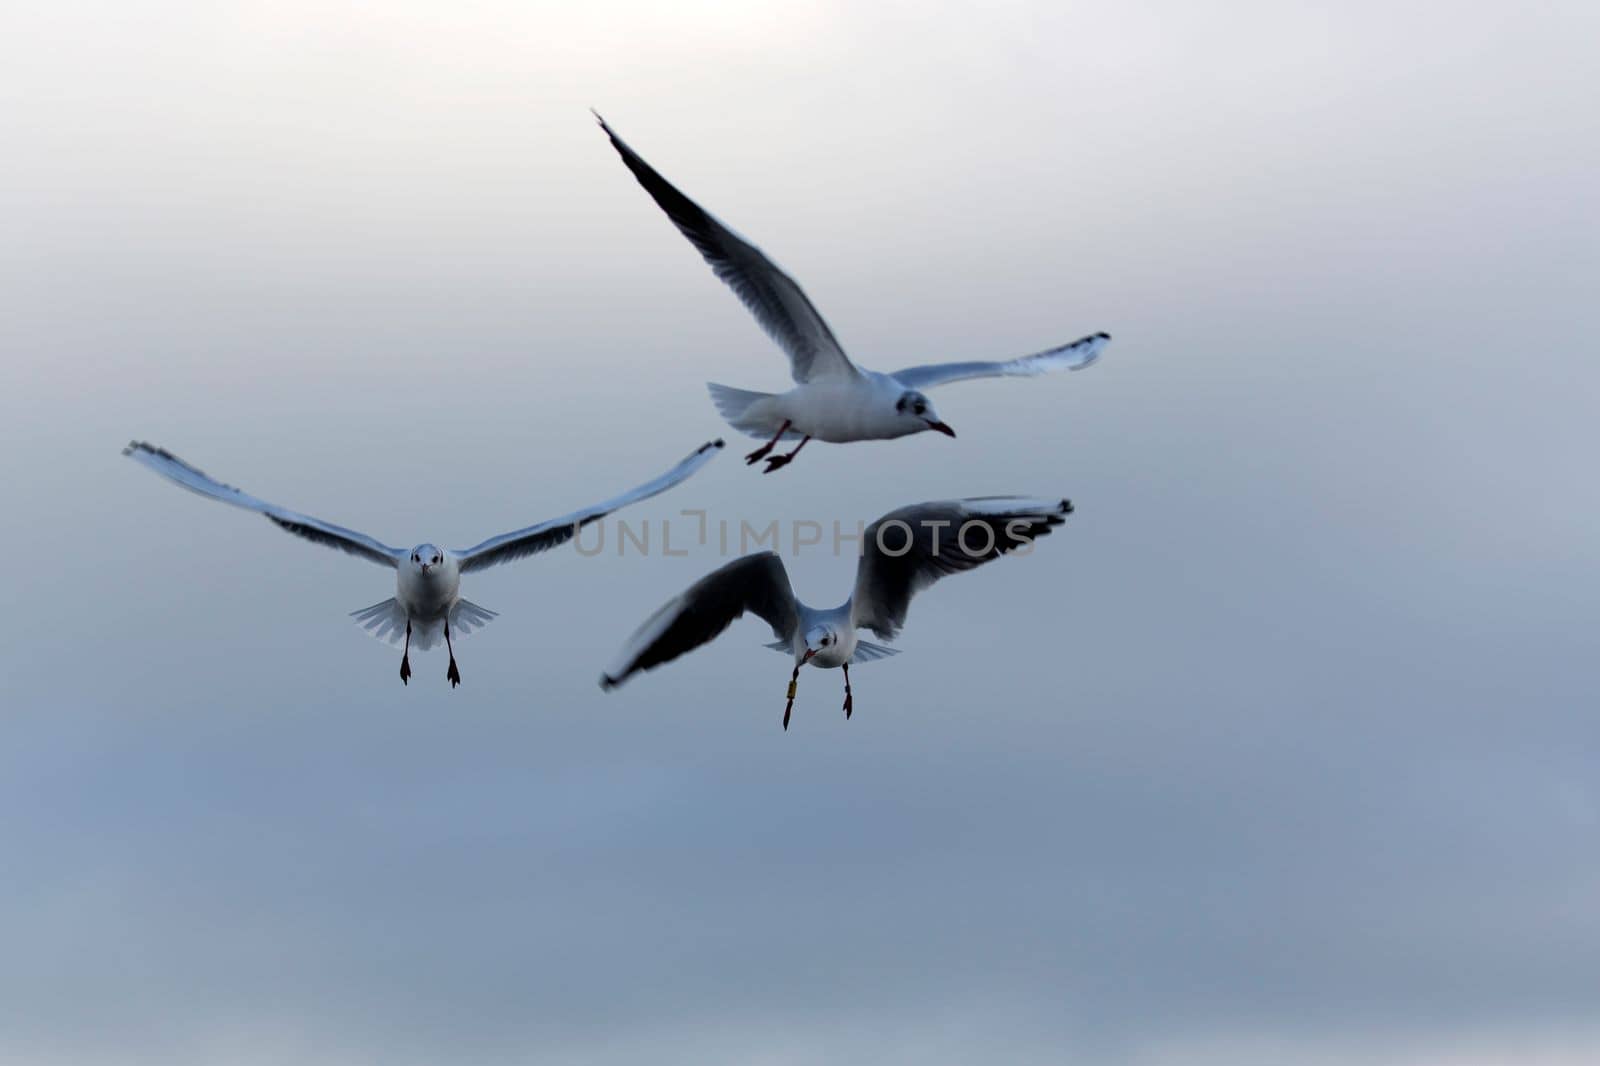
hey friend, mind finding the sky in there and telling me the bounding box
[2,1,1598,1062]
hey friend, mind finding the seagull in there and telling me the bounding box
[124,438,724,687]
[595,113,1110,473]
[600,496,1071,728]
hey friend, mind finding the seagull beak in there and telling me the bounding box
[802,649,816,663]
[926,420,957,438]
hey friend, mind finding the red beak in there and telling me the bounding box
[926,420,957,438]
[802,649,816,663]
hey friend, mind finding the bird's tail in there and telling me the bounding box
[852,640,901,663]
[351,598,409,646]
[449,598,499,637]
[764,639,901,663]
[706,382,791,440]
[350,598,498,650]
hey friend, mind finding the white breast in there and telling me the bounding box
[397,561,461,621]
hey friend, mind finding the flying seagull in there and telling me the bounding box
[595,113,1110,473]
[600,496,1071,728]
[124,438,724,687]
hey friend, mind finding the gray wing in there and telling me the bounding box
[851,497,1073,640]
[123,441,403,568]
[596,113,858,385]
[600,552,800,689]
[455,439,723,573]
[891,332,1109,391]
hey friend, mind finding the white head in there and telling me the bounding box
[802,623,843,665]
[894,390,956,438]
[408,543,445,576]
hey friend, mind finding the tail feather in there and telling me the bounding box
[706,382,798,441]
[351,598,499,649]
[764,638,901,663]
[853,640,901,663]
[351,599,408,646]
[449,598,499,636]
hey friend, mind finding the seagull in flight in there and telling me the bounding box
[595,113,1110,473]
[600,497,1071,728]
[124,438,724,687]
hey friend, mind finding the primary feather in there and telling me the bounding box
[596,113,859,386]
[123,441,403,568]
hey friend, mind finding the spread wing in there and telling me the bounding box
[851,497,1073,640]
[596,113,858,385]
[891,332,1109,391]
[454,439,723,573]
[600,552,800,690]
[123,441,403,568]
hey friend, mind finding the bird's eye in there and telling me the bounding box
[913,401,926,415]
[895,396,907,412]
[411,553,418,563]
[822,636,831,646]
[433,554,441,564]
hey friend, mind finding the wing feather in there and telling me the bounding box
[600,552,799,689]
[455,439,723,573]
[124,441,402,568]
[596,113,858,385]
[851,497,1072,640]
[892,332,1109,391]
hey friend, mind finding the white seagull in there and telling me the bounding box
[596,113,1110,473]
[124,438,724,687]
[600,496,1071,728]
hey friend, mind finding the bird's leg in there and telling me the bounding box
[445,619,462,688]
[841,662,853,720]
[745,420,792,465]
[783,663,801,731]
[763,435,811,474]
[399,621,412,685]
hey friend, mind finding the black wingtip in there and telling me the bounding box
[713,438,725,449]
[592,110,620,143]
[1097,331,1110,340]
[1061,498,1074,515]
[599,673,619,691]
[123,440,169,460]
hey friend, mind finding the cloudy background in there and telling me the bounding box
[3,1,1597,1062]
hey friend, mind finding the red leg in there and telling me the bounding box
[400,621,412,685]
[763,435,811,474]
[745,420,792,465]
[445,620,462,688]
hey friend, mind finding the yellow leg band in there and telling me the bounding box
[787,679,798,699]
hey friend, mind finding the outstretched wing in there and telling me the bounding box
[851,497,1072,640]
[454,439,723,573]
[596,113,858,385]
[600,552,799,689]
[891,332,1109,391]
[123,441,403,568]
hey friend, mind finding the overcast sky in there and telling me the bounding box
[3,1,1598,1062]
